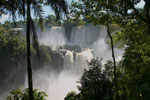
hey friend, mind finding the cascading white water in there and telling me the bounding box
[24,24,123,100]
[70,25,102,48]
[73,49,93,74]
[39,26,66,50]
[63,50,74,70]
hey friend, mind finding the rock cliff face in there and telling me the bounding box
[50,50,64,72]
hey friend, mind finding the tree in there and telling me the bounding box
[45,14,60,27]
[71,0,150,35]
[72,59,113,100]
[26,1,33,99]
[114,20,150,100]
[0,0,68,100]
[106,11,119,100]
[65,91,77,100]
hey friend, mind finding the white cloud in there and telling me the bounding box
[0,15,10,24]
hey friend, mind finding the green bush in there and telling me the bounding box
[65,91,77,100]
[7,88,48,100]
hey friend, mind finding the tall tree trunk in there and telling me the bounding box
[106,11,119,100]
[144,0,150,35]
[26,0,33,99]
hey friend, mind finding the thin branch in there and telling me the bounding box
[106,9,119,100]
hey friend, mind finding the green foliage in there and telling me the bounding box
[0,29,51,67]
[65,91,77,100]
[7,88,48,100]
[78,59,113,100]
[39,45,51,61]
[1,20,25,29]
[70,0,146,25]
[63,18,85,26]
[45,14,60,27]
[119,22,150,100]
[70,1,150,99]
[65,58,114,100]
[0,30,26,58]
[106,18,150,100]
[70,0,126,26]
[3,21,13,29]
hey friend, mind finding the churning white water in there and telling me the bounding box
[24,24,123,100]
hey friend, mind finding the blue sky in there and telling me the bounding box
[0,0,145,24]
[0,6,55,24]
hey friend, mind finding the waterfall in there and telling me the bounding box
[69,24,104,48]
[62,49,93,74]
[73,49,93,74]
[39,26,66,50]
[0,21,124,100]
[63,50,74,70]
[24,24,123,100]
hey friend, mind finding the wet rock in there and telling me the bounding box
[63,44,82,53]
[50,50,64,72]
